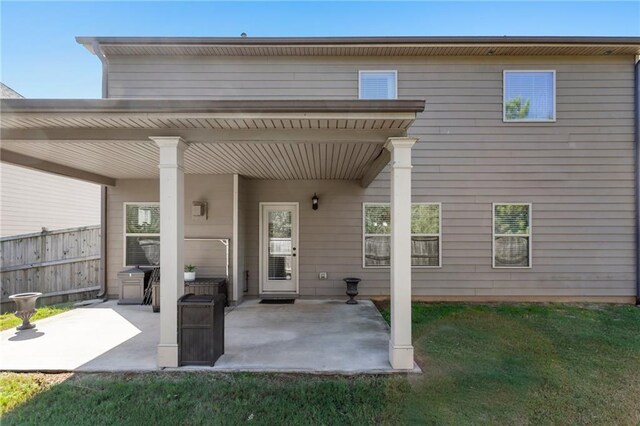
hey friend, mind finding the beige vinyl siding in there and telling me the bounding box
[106,175,233,298]
[0,163,101,237]
[105,54,635,301]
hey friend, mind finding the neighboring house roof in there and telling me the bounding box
[0,83,24,99]
[77,36,640,57]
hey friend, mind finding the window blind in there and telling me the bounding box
[359,71,397,100]
[493,203,531,268]
[504,71,555,121]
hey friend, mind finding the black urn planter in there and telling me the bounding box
[344,277,361,305]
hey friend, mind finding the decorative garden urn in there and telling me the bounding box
[343,277,361,305]
[9,292,42,330]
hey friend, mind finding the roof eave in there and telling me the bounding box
[76,35,640,48]
[0,99,426,114]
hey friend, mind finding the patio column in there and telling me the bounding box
[151,136,187,368]
[385,136,417,370]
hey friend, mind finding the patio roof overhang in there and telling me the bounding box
[0,99,425,187]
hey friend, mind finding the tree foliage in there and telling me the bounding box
[505,97,531,120]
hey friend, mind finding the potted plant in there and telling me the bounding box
[184,265,197,282]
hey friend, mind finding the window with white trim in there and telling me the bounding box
[493,203,531,268]
[359,71,397,100]
[503,71,555,122]
[124,203,160,266]
[363,203,441,268]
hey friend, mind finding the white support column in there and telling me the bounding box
[150,136,187,368]
[385,136,417,370]
[232,173,240,304]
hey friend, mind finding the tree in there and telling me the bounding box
[504,97,531,120]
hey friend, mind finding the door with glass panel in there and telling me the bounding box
[260,203,298,294]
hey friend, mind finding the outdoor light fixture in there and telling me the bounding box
[192,201,208,219]
[312,193,319,210]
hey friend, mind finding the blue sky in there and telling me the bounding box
[1,1,639,98]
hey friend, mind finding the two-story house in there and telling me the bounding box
[1,36,638,369]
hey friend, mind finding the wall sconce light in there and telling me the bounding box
[312,193,319,210]
[192,201,208,219]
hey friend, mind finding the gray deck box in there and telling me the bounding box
[118,266,151,305]
[178,293,225,366]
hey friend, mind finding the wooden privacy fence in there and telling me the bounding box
[1,225,101,311]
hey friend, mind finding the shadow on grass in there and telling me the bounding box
[1,372,409,426]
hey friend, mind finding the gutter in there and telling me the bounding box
[635,57,640,305]
[76,35,640,47]
[91,40,109,98]
[0,98,426,114]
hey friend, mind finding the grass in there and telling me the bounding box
[0,302,74,331]
[1,302,639,425]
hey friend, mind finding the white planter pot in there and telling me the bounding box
[184,271,196,282]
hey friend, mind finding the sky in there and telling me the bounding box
[1,1,639,98]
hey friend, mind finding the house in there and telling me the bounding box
[1,36,638,369]
[0,83,101,237]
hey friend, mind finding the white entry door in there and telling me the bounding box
[260,203,299,295]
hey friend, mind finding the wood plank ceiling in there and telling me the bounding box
[0,141,383,180]
[0,104,418,181]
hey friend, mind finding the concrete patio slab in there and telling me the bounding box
[0,299,418,374]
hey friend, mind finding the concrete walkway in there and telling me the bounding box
[1,299,410,373]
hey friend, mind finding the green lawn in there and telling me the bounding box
[0,302,74,331]
[2,303,639,425]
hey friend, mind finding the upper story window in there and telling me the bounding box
[503,71,556,122]
[359,71,397,99]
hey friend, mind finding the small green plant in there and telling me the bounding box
[184,265,197,272]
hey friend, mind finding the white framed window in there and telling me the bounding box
[503,70,555,122]
[363,202,441,268]
[359,70,397,100]
[124,202,160,266]
[493,203,532,269]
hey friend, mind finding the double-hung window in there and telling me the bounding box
[363,203,441,268]
[503,70,555,122]
[124,202,160,266]
[359,71,397,99]
[493,203,532,268]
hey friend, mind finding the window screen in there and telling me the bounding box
[363,203,441,267]
[125,203,160,266]
[493,203,531,268]
[504,71,555,121]
[411,204,441,267]
[359,71,397,100]
[364,204,391,267]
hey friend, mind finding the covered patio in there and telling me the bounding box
[0,299,414,373]
[1,98,424,370]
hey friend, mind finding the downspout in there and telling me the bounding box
[91,40,109,98]
[635,56,639,305]
[98,186,108,299]
[92,40,108,298]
